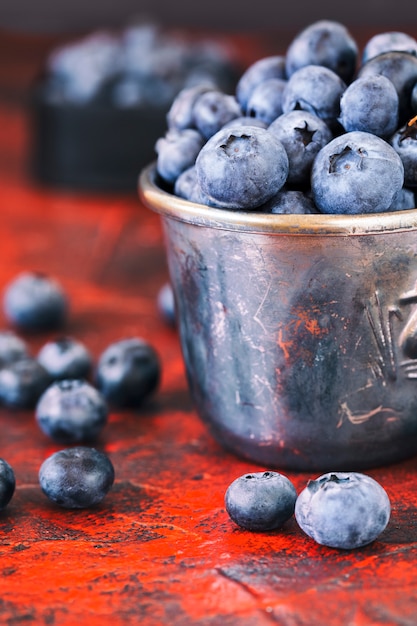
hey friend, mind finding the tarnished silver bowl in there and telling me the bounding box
[140,163,417,471]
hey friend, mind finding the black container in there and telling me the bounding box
[29,85,169,192]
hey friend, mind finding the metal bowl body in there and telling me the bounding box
[140,164,417,471]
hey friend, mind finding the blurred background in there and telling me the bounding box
[0,0,416,33]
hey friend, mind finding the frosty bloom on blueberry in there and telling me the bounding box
[195,125,289,209]
[311,131,404,214]
[295,472,391,549]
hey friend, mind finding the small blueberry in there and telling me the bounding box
[225,470,297,531]
[39,446,115,509]
[36,379,108,444]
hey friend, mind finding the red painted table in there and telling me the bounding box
[1,26,417,626]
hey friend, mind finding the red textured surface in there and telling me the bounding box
[1,27,417,626]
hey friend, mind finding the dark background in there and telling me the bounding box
[0,0,415,34]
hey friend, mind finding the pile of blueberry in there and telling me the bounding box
[0,270,161,510]
[225,469,391,549]
[155,19,417,215]
[42,19,239,109]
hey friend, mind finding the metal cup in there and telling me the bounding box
[140,164,417,471]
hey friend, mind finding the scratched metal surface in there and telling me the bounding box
[1,28,417,626]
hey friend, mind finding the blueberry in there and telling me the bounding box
[362,31,417,64]
[285,20,358,84]
[0,357,51,409]
[311,131,404,214]
[338,74,399,139]
[0,330,29,367]
[155,128,205,186]
[36,379,108,444]
[195,125,289,209]
[295,472,391,549]
[174,166,216,205]
[95,337,160,408]
[157,282,176,327]
[246,78,287,125]
[3,271,68,332]
[259,188,318,214]
[192,90,242,140]
[281,64,346,131]
[358,50,417,125]
[269,110,333,186]
[387,186,416,211]
[167,84,214,131]
[0,459,15,510]
[37,336,92,381]
[235,55,287,111]
[389,115,417,187]
[225,470,297,531]
[39,446,115,509]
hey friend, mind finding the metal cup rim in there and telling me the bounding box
[139,163,417,236]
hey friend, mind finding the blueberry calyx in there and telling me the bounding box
[329,146,367,173]
[294,122,316,146]
[220,133,250,156]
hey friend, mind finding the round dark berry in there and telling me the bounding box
[157,282,176,327]
[295,472,391,549]
[39,446,115,509]
[37,336,92,381]
[36,379,108,444]
[0,458,15,510]
[3,271,68,332]
[0,357,51,409]
[0,330,29,367]
[95,337,160,408]
[225,470,297,531]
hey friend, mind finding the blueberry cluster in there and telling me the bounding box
[225,469,391,549]
[155,20,417,215]
[42,19,239,109]
[0,270,162,509]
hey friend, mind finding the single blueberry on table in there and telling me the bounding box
[95,337,160,408]
[3,271,68,332]
[338,74,399,139]
[285,19,358,84]
[0,330,29,367]
[268,110,333,186]
[225,470,297,531]
[311,131,404,214]
[0,458,15,510]
[235,55,287,112]
[157,282,176,327]
[37,336,93,381]
[195,125,289,209]
[39,446,115,509]
[295,472,391,549]
[281,64,346,131]
[0,357,51,409]
[36,379,108,444]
